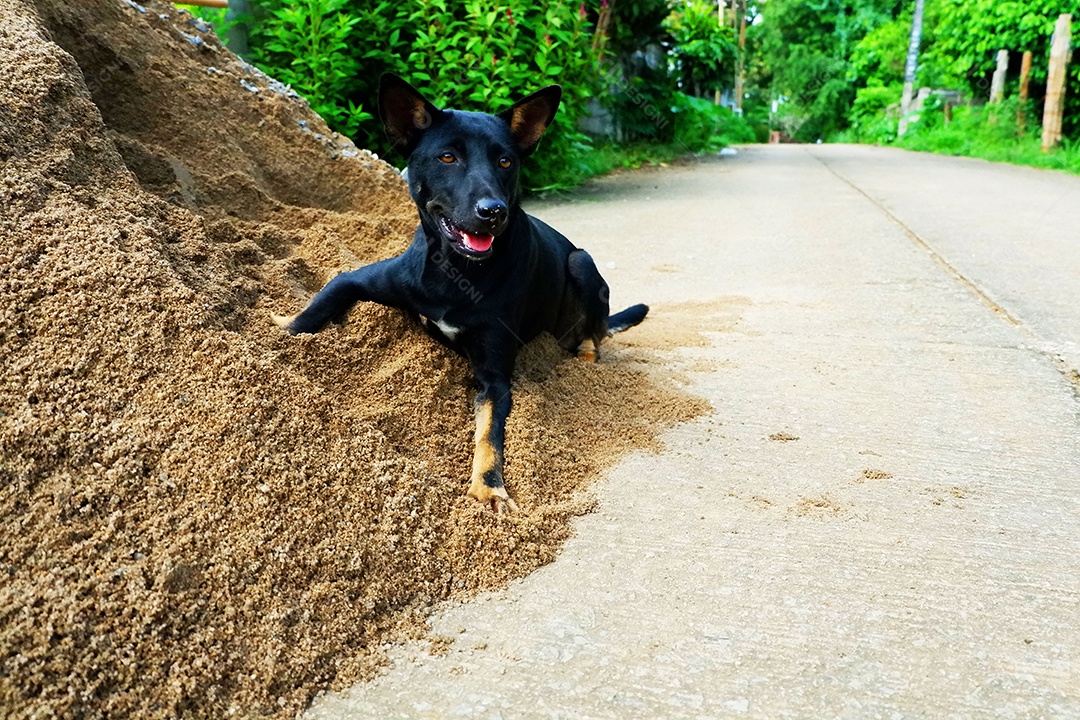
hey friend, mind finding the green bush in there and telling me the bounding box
[244,0,599,191]
[849,83,900,143]
[605,70,678,142]
[671,92,755,151]
[251,0,372,138]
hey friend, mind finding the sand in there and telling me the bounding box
[0,1,705,717]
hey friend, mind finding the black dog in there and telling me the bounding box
[273,74,647,513]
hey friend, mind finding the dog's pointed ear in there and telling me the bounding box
[379,74,442,157]
[497,85,562,156]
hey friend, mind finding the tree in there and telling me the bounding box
[755,0,900,140]
[666,0,739,99]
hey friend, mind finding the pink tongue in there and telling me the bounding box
[463,232,493,253]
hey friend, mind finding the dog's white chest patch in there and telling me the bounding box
[432,318,461,340]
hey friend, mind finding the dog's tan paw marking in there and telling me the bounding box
[577,338,597,363]
[467,398,517,514]
[467,479,518,515]
[270,311,297,330]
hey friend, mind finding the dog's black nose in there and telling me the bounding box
[475,199,508,226]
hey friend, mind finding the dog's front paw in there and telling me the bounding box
[467,477,519,515]
[576,338,598,363]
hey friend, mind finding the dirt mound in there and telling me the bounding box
[0,1,705,717]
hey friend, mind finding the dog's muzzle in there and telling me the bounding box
[437,214,495,258]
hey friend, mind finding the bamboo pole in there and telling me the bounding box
[1018,50,1033,101]
[1042,14,1072,152]
[176,0,228,7]
[591,0,614,60]
[1018,50,1033,131]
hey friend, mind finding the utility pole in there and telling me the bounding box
[716,0,724,104]
[735,0,746,114]
[898,0,925,136]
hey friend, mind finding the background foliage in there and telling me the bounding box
[753,0,1079,150]
[187,0,754,189]
[246,0,599,189]
[186,0,1080,185]
[253,0,370,137]
[665,0,738,99]
[924,0,1080,138]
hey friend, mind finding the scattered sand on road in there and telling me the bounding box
[0,1,705,717]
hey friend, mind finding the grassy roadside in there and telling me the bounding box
[897,133,1080,175]
[546,142,693,188]
[526,139,746,195]
[892,100,1080,176]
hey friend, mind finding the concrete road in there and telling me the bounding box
[306,145,1080,719]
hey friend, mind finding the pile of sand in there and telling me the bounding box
[0,1,704,717]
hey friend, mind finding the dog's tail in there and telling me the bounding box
[607,303,649,335]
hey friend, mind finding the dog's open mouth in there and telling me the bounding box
[438,215,494,258]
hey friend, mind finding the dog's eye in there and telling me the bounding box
[438,152,457,164]
[498,157,513,169]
